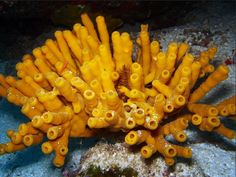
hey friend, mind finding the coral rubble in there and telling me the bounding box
[0,13,235,167]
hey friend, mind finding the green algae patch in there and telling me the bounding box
[77,165,138,177]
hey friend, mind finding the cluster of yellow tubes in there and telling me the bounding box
[0,13,235,167]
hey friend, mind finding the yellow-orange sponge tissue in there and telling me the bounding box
[0,13,235,167]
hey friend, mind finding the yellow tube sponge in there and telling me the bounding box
[140,31,151,76]
[172,144,192,158]
[101,70,115,91]
[169,54,194,88]
[83,89,98,114]
[149,40,159,74]
[155,52,166,78]
[121,32,133,67]
[156,117,189,142]
[88,117,110,129]
[63,30,82,64]
[55,31,76,69]
[199,117,221,132]
[104,110,118,125]
[79,27,90,50]
[0,85,7,97]
[55,77,77,102]
[41,45,58,66]
[152,80,172,98]
[112,31,124,71]
[214,124,235,139]
[207,47,217,60]
[96,16,110,51]
[125,130,150,145]
[155,135,177,158]
[190,65,229,103]
[177,43,189,62]
[47,125,64,140]
[81,13,99,42]
[70,76,90,94]
[87,35,99,55]
[99,45,115,72]
[23,133,44,147]
[216,95,236,116]
[188,103,219,117]
[132,108,145,125]
[36,89,64,112]
[42,110,72,125]
[0,13,234,168]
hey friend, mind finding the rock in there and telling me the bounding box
[68,142,203,177]
[64,141,236,177]
[191,143,236,177]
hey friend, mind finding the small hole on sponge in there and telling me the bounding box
[209,108,217,115]
[178,96,184,102]
[130,133,135,139]
[211,118,217,123]
[49,131,54,137]
[168,148,175,155]
[25,137,30,142]
[143,149,147,155]
[137,110,143,114]
[179,134,185,139]
[149,120,156,127]
[106,113,112,118]
[193,116,198,121]
[86,91,92,96]
[44,146,49,151]
[167,105,173,110]
[124,105,131,112]
[128,120,133,125]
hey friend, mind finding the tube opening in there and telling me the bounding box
[192,115,199,121]
[162,70,170,77]
[221,108,228,115]
[91,80,98,86]
[158,52,165,59]
[129,133,135,139]
[49,130,55,137]
[131,74,138,80]
[137,109,144,115]
[107,112,113,118]
[165,104,174,112]
[180,77,189,84]
[166,159,174,166]
[208,117,220,127]
[124,105,132,112]
[84,90,95,100]
[60,146,68,155]
[149,120,157,127]
[168,148,176,156]
[112,72,119,78]
[178,96,184,103]
[181,118,188,126]
[143,149,148,155]
[25,136,30,142]
[34,73,42,79]
[156,94,164,101]
[128,120,134,125]
[133,63,140,69]
[179,134,185,139]
[209,107,218,116]
[177,85,184,90]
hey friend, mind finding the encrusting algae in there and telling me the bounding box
[0,13,235,167]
